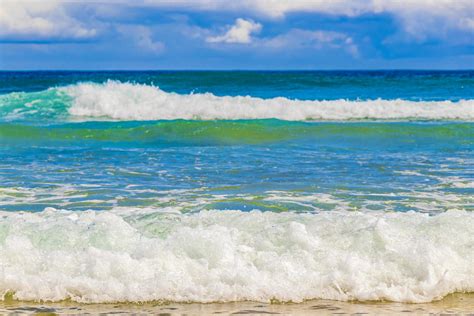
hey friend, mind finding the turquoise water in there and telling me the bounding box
[0,71,473,303]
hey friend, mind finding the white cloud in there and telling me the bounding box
[207,18,262,44]
[263,29,359,57]
[0,0,96,40]
[203,20,360,58]
[143,0,474,34]
[117,25,165,54]
[2,0,471,43]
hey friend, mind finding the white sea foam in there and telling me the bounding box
[0,207,473,303]
[61,81,474,121]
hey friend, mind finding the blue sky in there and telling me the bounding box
[0,0,473,70]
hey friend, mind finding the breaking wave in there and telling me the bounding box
[0,207,473,304]
[0,81,473,121]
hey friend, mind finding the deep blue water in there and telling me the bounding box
[1,70,473,100]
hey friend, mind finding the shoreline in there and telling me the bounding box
[1,293,474,315]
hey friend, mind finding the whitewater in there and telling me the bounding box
[1,81,473,121]
[1,208,473,303]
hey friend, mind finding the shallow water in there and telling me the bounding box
[0,71,473,305]
[2,293,474,315]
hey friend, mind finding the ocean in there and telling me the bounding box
[0,71,473,305]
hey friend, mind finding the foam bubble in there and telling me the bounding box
[61,81,474,121]
[1,208,473,303]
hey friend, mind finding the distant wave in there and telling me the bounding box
[0,81,473,121]
[1,207,473,303]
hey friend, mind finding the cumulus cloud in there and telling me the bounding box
[144,0,474,34]
[3,0,471,42]
[206,18,262,44]
[203,19,359,58]
[0,0,96,41]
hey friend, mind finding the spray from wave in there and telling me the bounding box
[0,81,473,121]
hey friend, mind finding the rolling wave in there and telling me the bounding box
[0,81,473,122]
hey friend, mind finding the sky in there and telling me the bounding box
[0,0,473,70]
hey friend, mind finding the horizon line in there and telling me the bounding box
[1,69,473,72]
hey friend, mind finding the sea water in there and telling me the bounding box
[0,71,473,303]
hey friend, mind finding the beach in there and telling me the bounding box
[2,293,474,315]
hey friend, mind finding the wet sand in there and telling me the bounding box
[1,293,473,315]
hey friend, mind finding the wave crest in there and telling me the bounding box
[1,81,473,122]
[62,81,474,121]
